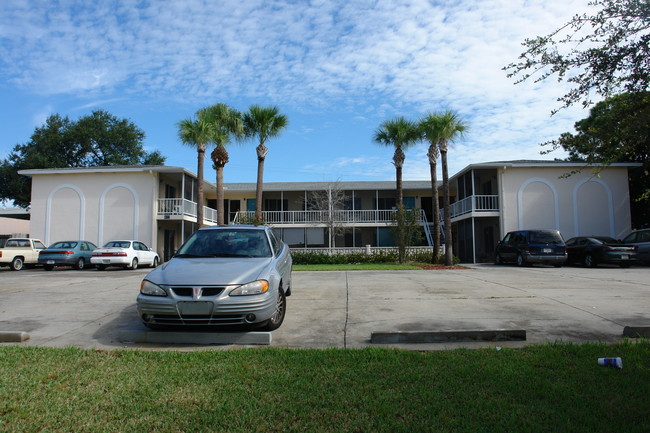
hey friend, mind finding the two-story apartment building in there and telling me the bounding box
[19,160,639,263]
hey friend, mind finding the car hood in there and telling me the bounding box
[146,257,274,286]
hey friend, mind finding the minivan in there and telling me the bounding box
[495,230,567,267]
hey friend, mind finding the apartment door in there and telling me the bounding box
[228,200,241,223]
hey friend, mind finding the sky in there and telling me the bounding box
[0,0,596,186]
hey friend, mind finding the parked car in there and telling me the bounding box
[137,225,292,331]
[39,240,98,270]
[565,236,637,268]
[91,240,159,270]
[0,238,47,270]
[495,229,567,267]
[621,229,650,264]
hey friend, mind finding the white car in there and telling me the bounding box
[91,240,159,270]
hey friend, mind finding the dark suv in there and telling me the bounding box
[495,230,567,267]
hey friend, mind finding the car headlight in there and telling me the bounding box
[230,280,269,296]
[140,280,167,297]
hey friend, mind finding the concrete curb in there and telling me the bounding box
[118,330,272,345]
[623,326,650,338]
[370,329,527,344]
[0,331,30,343]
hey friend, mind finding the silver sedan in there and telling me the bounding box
[137,225,292,331]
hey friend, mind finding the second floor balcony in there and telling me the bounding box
[234,209,428,225]
[450,195,499,219]
[157,198,217,224]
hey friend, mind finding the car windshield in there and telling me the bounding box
[104,241,131,248]
[50,242,78,249]
[529,231,563,244]
[176,229,272,258]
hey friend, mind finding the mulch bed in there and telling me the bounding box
[419,265,469,270]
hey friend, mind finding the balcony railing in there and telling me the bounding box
[157,198,218,223]
[450,195,499,218]
[233,209,428,225]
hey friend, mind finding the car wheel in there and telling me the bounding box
[44,264,54,271]
[10,257,23,271]
[96,264,106,271]
[263,289,287,331]
[130,258,138,270]
[516,254,527,267]
[495,253,502,265]
[151,257,159,268]
[584,255,596,268]
[76,258,85,270]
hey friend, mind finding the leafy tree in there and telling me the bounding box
[177,111,215,228]
[204,103,243,226]
[0,110,164,208]
[418,114,443,264]
[433,111,467,266]
[242,105,288,221]
[504,0,650,114]
[389,207,423,264]
[548,92,650,227]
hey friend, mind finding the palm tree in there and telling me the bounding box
[177,113,214,228]
[373,117,420,210]
[202,103,243,226]
[436,111,468,266]
[242,105,288,222]
[418,114,443,264]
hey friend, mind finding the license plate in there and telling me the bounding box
[47,260,54,265]
[179,301,213,316]
[543,248,552,253]
[621,255,629,260]
[103,259,111,264]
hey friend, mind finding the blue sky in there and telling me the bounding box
[0,0,594,186]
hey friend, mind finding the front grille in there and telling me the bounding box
[170,287,225,298]
[150,314,243,325]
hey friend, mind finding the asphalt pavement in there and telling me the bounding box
[1,264,649,350]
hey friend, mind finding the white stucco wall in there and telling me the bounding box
[499,166,632,239]
[29,172,157,247]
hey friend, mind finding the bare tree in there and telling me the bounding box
[303,181,349,248]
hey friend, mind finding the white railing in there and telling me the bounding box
[158,198,197,217]
[203,206,217,223]
[157,198,217,223]
[450,195,499,218]
[234,209,428,225]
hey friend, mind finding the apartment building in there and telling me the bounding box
[19,160,639,263]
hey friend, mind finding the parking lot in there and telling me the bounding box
[1,264,649,350]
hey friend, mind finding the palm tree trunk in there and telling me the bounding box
[441,149,452,266]
[393,147,405,210]
[430,161,440,264]
[255,144,268,221]
[216,166,225,226]
[196,148,205,228]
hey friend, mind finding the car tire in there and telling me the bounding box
[96,264,106,271]
[76,258,85,270]
[263,289,287,331]
[131,258,138,270]
[151,257,159,268]
[10,257,23,271]
[44,264,54,271]
[584,255,596,268]
[495,253,503,265]
[516,254,527,267]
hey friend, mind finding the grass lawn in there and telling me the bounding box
[1,342,649,432]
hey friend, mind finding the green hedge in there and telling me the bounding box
[290,250,458,265]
